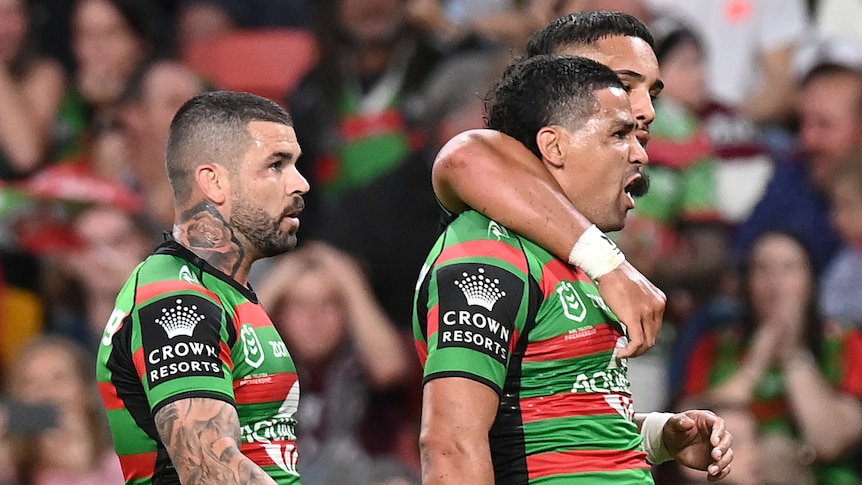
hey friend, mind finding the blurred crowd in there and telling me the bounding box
[0,0,860,484]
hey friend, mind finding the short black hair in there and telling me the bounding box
[166,90,293,203]
[486,55,625,159]
[526,11,655,57]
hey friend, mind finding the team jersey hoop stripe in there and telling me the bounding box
[523,323,621,362]
[841,330,862,396]
[98,381,125,411]
[437,240,529,274]
[539,258,590,299]
[234,372,298,405]
[242,440,299,467]
[526,448,649,479]
[136,280,222,306]
[519,392,626,423]
[118,451,157,481]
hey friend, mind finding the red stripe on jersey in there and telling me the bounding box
[427,304,440,338]
[540,259,590,298]
[233,301,274,329]
[235,372,298,405]
[119,451,157,481]
[684,333,718,396]
[527,449,649,479]
[220,341,234,371]
[841,330,862,397]
[415,340,428,366]
[437,240,528,274]
[133,347,146,379]
[524,323,621,362]
[99,381,125,411]
[520,392,624,423]
[242,440,299,468]
[135,280,221,305]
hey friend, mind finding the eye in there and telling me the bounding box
[269,160,284,171]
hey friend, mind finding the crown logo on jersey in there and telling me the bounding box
[157,298,205,339]
[454,267,506,311]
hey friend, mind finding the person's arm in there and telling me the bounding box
[433,129,666,358]
[635,410,734,481]
[312,243,409,388]
[419,377,498,485]
[782,350,862,461]
[742,44,798,123]
[155,397,278,485]
[0,60,65,174]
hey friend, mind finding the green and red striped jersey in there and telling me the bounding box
[96,240,301,485]
[413,211,652,484]
[684,321,862,485]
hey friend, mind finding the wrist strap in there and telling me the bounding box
[568,225,626,279]
[641,412,674,464]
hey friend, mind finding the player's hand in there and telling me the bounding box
[665,410,734,482]
[596,260,665,358]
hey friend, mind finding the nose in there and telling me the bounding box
[288,165,311,195]
[630,137,649,166]
[631,90,656,137]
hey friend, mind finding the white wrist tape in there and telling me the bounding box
[641,412,674,465]
[567,225,626,279]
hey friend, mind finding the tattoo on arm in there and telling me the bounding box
[174,201,245,277]
[155,398,276,485]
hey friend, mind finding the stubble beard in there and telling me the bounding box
[230,198,297,258]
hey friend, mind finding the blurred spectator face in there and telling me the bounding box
[798,71,862,189]
[66,206,151,296]
[830,176,862,244]
[140,61,205,147]
[339,0,405,45]
[659,38,708,112]
[275,267,347,364]
[72,0,146,106]
[10,342,87,412]
[748,233,813,322]
[0,0,27,64]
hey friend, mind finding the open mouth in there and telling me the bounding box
[624,172,650,199]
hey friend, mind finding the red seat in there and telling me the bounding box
[183,28,319,105]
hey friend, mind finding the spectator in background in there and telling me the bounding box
[3,336,123,485]
[115,59,208,227]
[316,49,504,328]
[820,151,862,327]
[288,0,446,232]
[53,0,157,166]
[0,0,65,180]
[646,0,808,126]
[680,231,862,485]
[734,62,862,271]
[257,242,414,482]
[43,203,158,350]
[175,0,312,53]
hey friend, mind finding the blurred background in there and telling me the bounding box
[0,1,861,484]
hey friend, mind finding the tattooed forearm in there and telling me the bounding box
[154,398,278,485]
[174,200,245,277]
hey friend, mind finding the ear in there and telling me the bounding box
[536,126,566,168]
[194,163,230,205]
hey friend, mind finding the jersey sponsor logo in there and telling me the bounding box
[140,295,224,388]
[242,380,300,476]
[453,267,507,311]
[436,263,521,364]
[156,298,206,338]
[241,324,265,368]
[556,281,587,322]
[570,367,631,394]
[179,265,199,284]
[604,393,635,421]
[487,221,509,240]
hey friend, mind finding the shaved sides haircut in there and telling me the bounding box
[166,90,293,203]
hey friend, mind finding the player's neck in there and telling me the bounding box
[172,200,254,285]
